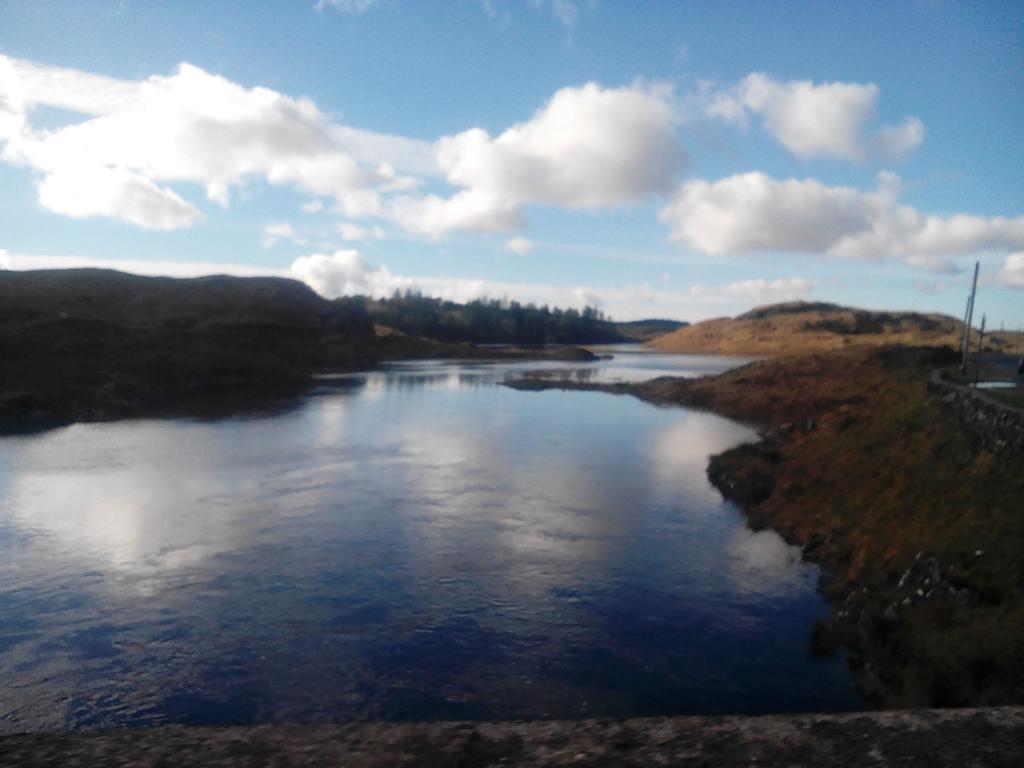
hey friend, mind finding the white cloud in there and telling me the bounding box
[290,250,394,297]
[396,81,684,237]
[337,222,367,241]
[38,164,202,230]
[389,189,524,238]
[301,199,324,214]
[0,56,139,118]
[333,131,439,179]
[337,189,385,218]
[1,57,687,240]
[660,171,1024,270]
[662,173,868,256]
[262,222,308,248]
[686,277,814,303]
[0,248,9,269]
[504,236,534,255]
[291,249,514,305]
[999,252,1024,288]
[706,73,924,163]
[0,55,434,230]
[874,116,925,161]
[440,82,682,207]
[337,222,384,241]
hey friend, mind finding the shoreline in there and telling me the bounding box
[505,345,1024,708]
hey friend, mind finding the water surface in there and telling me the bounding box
[0,349,859,730]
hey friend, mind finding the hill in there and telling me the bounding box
[0,269,601,433]
[0,269,380,432]
[647,302,966,355]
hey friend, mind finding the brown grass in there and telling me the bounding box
[647,302,966,356]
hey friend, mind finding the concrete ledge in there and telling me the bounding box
[2,708,1022,767]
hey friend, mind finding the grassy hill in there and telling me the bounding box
[647,302,969,356]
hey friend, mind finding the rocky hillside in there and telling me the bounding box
[647,302,965,355]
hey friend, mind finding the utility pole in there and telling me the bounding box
[961,295,972,361]
[974,314,986,386]
[961,261,979,373]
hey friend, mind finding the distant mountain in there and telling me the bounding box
[646,301,965,355]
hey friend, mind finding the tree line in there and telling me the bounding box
[363,290,627,345]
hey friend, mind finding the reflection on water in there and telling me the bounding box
[972,381,1018,390]
[0,349,858,731]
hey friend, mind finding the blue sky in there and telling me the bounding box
[1,0,1022,324]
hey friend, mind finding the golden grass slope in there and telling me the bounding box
[647,301,969,356]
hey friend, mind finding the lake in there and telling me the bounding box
[0,347,860,731]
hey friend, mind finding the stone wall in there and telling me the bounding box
[929,370,1024,454]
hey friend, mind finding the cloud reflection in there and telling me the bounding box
[726,527,812,597]
[646,413,756,507]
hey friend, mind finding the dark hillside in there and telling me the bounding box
[0,269,377,432]
[0,268,371,331]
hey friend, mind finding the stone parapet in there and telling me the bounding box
[1,708,1022,767]
[929,370,1024,454]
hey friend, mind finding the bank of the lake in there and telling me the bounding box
[507,345,1024,708]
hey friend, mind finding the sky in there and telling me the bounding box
[0,0,1022,324]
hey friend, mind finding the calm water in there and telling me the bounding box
[0,348,860,731]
